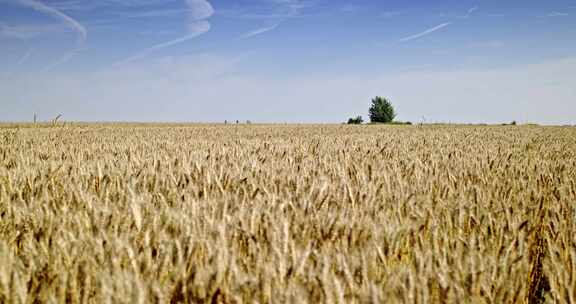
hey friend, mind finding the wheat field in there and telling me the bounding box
[0,124,575,303]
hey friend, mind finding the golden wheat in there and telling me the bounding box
[0,123,574,303]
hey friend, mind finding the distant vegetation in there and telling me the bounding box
[383,121,412,125]
[347,96,406,125]
[347,116,364,125]
[502,120,517,126]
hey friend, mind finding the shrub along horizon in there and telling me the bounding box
[347,116,364,125]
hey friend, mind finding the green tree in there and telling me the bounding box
[347,116,363,125]
[369,96,396,123]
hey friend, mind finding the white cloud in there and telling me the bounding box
[188,20,211,35]
[186,0,214,20]
[399,22,452,42]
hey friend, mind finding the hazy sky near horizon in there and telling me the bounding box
[1,0,575,124]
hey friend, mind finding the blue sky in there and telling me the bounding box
[1,0,575,123]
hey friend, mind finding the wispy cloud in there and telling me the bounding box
[339,4,361,14]
[221,0,314,20]
[17,48,34,65]
[238,24,279,40]
[486,13,506,18]
[399,22,452,42]
[467,6,479,14]
[114,22,210,66]
[50,0,170,11]
[466,40,504,49]
[381,11,401,19]
[458,6,478,19]
[547,12,569,17]
[15,0,87,70]
[0,23,69,39]
[49,0,101,11]
[114,0,214,66]
[121,8,190,18]
[231,0,313,40]
[17,0,87,44]
[43,48,88,71]
[268,0,312,14]
[396,6,477,44]
[187,0,214,20]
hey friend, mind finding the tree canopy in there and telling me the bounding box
[369,97,396,123]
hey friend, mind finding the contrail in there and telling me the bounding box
[547,12,568,17]
[466,6,478,17]
[238,24,279,40]
[42,48,87,71]
[17,0,87,45]
[113,21,210,66]
[399,22,452,42]
[113,0,214,66]
[17,48,33,65]
[16,0,87,70]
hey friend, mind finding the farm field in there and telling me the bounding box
[0,124,575,303]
